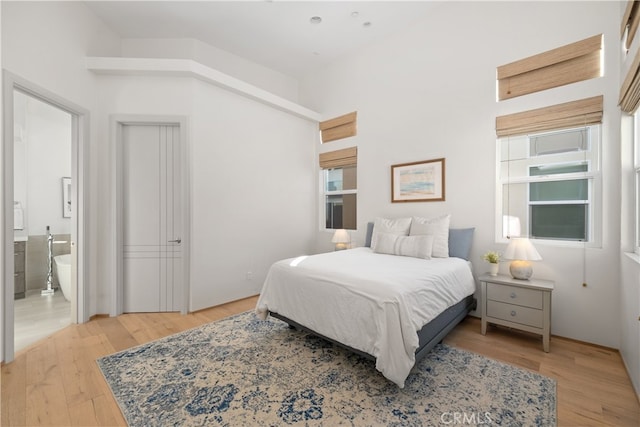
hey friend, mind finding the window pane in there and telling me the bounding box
[529,162,588,176]
[502,182,529,238]
[325,166,356,192]
[530,179,588,202]
[325,194,356,230]
[531,204,587,240]
[530,127,588,156]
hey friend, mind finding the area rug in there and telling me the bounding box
[97,311,556,426]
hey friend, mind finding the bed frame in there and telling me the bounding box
[269,294,477,364]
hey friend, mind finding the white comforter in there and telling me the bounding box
[255,248,476,388]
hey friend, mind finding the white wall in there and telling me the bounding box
[300,1,622,348]
[2,2,317,319]
[96,75,317,313]
[121,38,300,103]
[618,2,640,399]
[1,0,4,361]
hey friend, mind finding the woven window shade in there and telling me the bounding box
[496,96,603,137]
[620,47,640,113]
[497,34,602,101]
[319,112,357,143]
[621,1,640,51]
[319,147,357,169]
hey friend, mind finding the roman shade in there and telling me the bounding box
[496,96,603,137]
[497,34,603,101]
[319,112,357,143]
[621,1,640,51]
[319,147,357,169]
[620,46,640,113]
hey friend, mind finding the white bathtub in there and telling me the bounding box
[54,253,71,302]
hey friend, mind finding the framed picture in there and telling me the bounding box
[391,158,445,203]
[62,177,71,218]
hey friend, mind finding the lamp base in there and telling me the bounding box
[509,260,533,280]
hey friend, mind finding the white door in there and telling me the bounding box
[122,124,182,312]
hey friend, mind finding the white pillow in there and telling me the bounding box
[409,214,451,258]
[373,234,434,259]
[370,217,412,248]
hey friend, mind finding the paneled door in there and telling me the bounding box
[122,124,182,312]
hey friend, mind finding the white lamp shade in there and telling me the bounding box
[331,229,350,244]
[503,237,542,261]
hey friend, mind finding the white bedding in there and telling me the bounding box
[255,247,476,388]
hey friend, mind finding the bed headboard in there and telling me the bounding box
[364,221,474,261]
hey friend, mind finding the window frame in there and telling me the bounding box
[495,125,602,247]
[634,114,640,255]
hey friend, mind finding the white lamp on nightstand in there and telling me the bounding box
[503,237,542,280]
[331,229,350,251]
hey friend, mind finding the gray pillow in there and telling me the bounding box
[365,222,375,247]
[448,228,475,260]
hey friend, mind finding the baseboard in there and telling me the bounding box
[89,313,110,321]
[188,294,259,315]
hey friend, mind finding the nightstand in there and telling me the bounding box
[479,274,554,352]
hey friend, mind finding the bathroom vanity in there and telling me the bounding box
[14,240,26,299]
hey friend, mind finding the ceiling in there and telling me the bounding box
[84,1,440,79]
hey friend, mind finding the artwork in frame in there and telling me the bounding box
[62,177,71,218]
[391,158,445,203]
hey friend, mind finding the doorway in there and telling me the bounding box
[111,116,190,316]
[13,90,73,351]
[122,124,183,312]
[2,73,89,362]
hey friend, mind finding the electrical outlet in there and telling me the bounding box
[246,271,253,280]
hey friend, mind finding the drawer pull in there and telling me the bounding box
[14,273,18,277]
[510,310,517,317]
[510,292,517,299]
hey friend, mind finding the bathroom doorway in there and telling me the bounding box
[3,73,89,362]
[13,90,73,351]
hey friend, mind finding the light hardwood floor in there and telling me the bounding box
[1,295,638,426]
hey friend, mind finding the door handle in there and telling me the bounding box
[168,238,181,244]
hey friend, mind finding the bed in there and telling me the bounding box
[255,217,477,388]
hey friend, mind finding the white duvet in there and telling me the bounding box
[255,247,476,388]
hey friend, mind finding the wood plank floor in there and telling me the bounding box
[2,295,638,426]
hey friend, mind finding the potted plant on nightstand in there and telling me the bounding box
[483,251,501,276]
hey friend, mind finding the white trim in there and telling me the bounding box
[87,57,321,122]
[110,115,191,316]
[2,72,89,362]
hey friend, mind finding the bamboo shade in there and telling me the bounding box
[319,147,357,169]
[496,96,603,137]
[621,1,640,51]
[497,34,602,101]
[620,46,640,113]
[319,112,357,143]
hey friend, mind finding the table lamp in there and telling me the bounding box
[331,229,350,251]
[503,237,542,280]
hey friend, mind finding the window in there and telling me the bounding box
[323,167,357,229]
[319,147,357,230]
[497,125,601,245]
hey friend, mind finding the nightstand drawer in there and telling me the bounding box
[487,300,543,328]
[487,283,543,309]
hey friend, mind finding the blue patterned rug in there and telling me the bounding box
[97,311,556,426]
